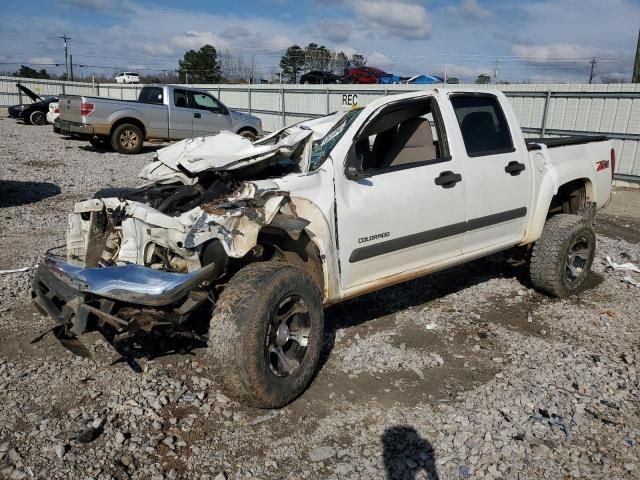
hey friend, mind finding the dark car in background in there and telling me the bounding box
[299,71,342,84]
[8,84,58,125]
[343,66,386,84]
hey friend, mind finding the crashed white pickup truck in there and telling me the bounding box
[32,88,614,408]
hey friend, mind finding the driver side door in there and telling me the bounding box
[189,91,233,137]
[334,96,467,292]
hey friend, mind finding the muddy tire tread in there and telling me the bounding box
[207,261,323,408]
[530,214,596,298]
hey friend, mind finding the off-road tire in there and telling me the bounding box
[238,129,257,142]
[30,110,46,126]
[530,214,596,298]
[111,123,144,154]
[207,262,324,408]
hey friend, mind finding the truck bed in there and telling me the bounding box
[525,135,608,150]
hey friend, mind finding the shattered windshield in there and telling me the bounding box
[310,108,363,171]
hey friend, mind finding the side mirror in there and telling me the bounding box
[345,164,371,180]
[344,143,371,180]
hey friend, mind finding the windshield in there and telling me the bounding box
[310,108,363,170]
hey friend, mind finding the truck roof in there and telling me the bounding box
[361,87,505,111]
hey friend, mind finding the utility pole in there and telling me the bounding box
[588,57,598,84]
[492,59,500,83]
[69,54,74,81]
[250,54,255,84]
[444,64,448,84]
[633,29,640,83]
[59,34,71,80]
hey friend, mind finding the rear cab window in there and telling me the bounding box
[450,95,514,157]
[138,87,164,104]
[173,89,189,108]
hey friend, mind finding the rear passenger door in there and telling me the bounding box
[168,88,194,139]
[189,91,233,137]
[448,93,532,253]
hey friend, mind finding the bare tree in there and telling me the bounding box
[219,49,254,83]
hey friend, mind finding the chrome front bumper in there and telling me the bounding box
[32,255,216,335]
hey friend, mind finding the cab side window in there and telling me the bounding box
[450,95,514,157]
[354,98,448,175]
[190,92,222,113]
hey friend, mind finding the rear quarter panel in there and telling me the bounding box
[522,139,613,244]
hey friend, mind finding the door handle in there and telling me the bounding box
[434,171,462,188]
[194,112,201,119]
[505,161,525,176]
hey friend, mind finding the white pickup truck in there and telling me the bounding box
[33,88,613,408]
[56,84,263,154]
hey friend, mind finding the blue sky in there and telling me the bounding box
[0,0,638,82]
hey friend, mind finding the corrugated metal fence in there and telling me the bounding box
[2,75,639,179]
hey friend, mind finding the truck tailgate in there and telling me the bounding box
[58,95,85,124]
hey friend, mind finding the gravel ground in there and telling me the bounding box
[1,117,639,480]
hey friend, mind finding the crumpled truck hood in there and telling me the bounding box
[142,129,312,179]
[139,111,348,184]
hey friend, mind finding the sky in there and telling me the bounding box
[0,0,638,83]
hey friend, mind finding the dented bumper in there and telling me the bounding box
[32,255,216,335]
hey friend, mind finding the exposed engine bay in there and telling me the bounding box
[30,109,359,350]
[65,112,345,276]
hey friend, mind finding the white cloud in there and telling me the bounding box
[28,57,56,65]
[170,31,230,52]
[350,0,431,39]
[221,26,252,40]
[366,52,395,69]
[319,21,353,43]
[511,43,612,64]
[441,63,490,79]
[59,0,133,13]
[142,43,175,57]
[446,0,493,20]
[263,34,294,52]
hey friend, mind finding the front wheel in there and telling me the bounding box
[529,214,596,298]
[110,123,144,154]
[207,262,324,408]
[238,129,257,142]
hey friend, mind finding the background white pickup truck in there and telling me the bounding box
[56,84,263,154]
[33,88,613,408]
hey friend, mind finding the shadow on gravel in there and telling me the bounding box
[0,180,61,207]
[317,248,532,373]
[79,144,165,154]
[107,326,209,372]
[382,426,439,480]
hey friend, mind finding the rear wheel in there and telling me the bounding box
[530,214,596,298]
[111,123,144,154]
[30,110,47,126]
[207,262,324,408]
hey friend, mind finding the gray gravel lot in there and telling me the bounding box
[0,117,639,480]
